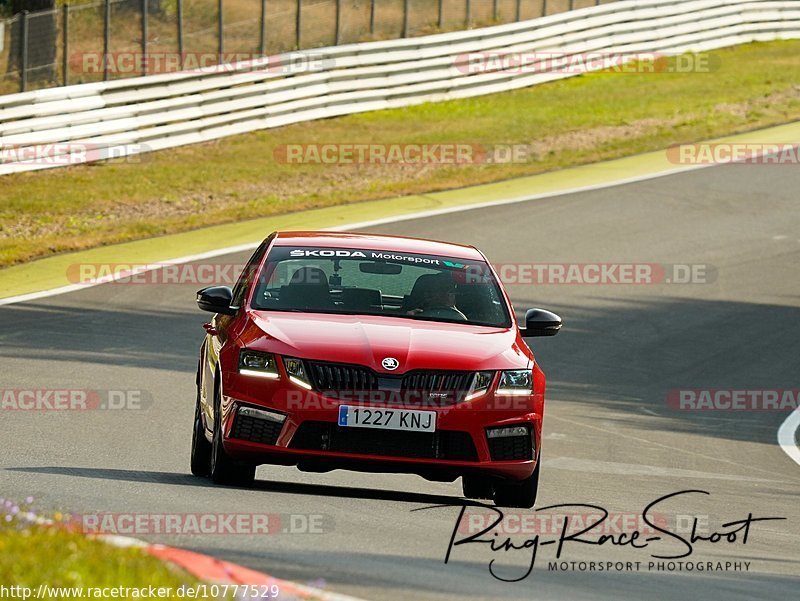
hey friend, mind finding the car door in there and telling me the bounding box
[200,238,271,429]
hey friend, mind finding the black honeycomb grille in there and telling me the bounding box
[290,421,478,461]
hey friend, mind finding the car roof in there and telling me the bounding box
[271,231,485,261]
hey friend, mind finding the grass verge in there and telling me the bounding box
[0,40,799,268]
[0,507,196,596]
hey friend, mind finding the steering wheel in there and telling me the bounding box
[419,307,468,321]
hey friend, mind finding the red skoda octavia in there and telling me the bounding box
[191,231,561,507]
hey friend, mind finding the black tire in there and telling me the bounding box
[462,475,494,500]
[492,458,540,509]
[209,379,256,487]
[190,385,212,477]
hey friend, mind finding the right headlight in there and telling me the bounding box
[496,370,533,395]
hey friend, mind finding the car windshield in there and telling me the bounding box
[251,246,512,328]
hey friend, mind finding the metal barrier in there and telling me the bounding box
[0,0,798,175]
[0,0,618,95]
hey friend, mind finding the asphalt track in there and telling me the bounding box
[1,161,799,600]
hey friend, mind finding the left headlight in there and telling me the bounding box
[238,350,279,379]
[465,371,495,401]
[496,370,533,395]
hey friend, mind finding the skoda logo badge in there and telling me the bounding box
[382,357,399,371]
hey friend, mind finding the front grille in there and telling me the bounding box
[305,360,475,405]
[231,414,283,446]
[487,428,534,461]
[401,371,475,403]
[290,421,478,461]
[307,361,378,393]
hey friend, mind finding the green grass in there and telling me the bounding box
[1,40,799,268]
[0,512,197,597]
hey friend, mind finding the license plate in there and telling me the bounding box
[337,405,436,433]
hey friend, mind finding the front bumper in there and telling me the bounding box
[219,369,544,482]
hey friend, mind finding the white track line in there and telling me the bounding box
[1,157,798,468]
[0,242,260,306]
[777,408,800,466]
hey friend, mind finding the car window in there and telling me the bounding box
[231,239,269,309]
[251,246,511,328]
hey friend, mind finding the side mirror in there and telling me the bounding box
[196,286,237,316]
[519,308,562,337]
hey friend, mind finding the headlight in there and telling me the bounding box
[496,370,533,395]
[238,350,279,379]
[284,357,313,390]
[464,371,495,401]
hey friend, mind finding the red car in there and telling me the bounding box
[191,232,561,507]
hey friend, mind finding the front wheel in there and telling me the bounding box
[209,381,256,487]
[492,457,540,509]
[190,385,212,477]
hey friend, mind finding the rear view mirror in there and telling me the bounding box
[359,262,402,275]
[519,308,562,337]
[197,286,237,315]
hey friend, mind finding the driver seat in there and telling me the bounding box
[279,266,332,310]
[403,273,456,311]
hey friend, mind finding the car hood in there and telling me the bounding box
[241,311,531,373]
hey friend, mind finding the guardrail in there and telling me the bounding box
[0,1,620,94]
[1,0,799,175]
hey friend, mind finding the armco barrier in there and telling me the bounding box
[0,0,799,175]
